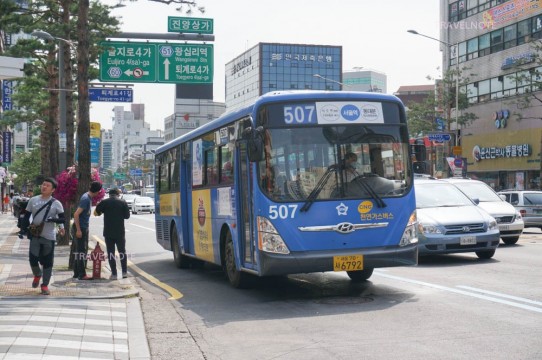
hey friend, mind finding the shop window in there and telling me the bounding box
[467,38,478,60]
[458,42,467,64]
[502,74,516,97]
[490,29,503,53]
[490,77,503,100]
[517,19,532,45]
[532,15,542,39]
[503,25,517,49]
[478,79,490,102]
[467,83,478,104]
[478,33,490,57]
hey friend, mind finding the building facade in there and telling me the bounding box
[225,43,343,109]
[110,104,163,171]
[443,0,542,190]
[163,99,225,142]
[343,68,387,93]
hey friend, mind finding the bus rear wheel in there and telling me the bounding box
[224,232,253,289]
[171,225,190,269]
[347,268,374,282]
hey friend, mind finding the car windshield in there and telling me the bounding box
[415,182,474,209]
[257,125,410,203]
[452,182,502,202]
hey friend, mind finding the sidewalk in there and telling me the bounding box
[0,215,138,299]
[0,215,150,359]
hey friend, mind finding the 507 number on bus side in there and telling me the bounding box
[268,205,298,219]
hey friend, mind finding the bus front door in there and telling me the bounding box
[238,142,256,267]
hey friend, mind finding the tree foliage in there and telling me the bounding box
[8,148,42,192]
[407,65,478,140]
[507,39,542,121]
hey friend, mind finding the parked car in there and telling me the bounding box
[498,190,542,229]
[414,178,500,259]
[121,194,140,212]
[132,196,155,214]
[442,178,524,245]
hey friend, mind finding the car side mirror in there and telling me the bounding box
[472,198,480,205]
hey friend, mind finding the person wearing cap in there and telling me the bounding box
[94,187,131,280]
[73,181,103,280]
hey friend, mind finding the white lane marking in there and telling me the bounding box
[374,271,542,314]
[129,223,155,231]
[456,285,542,307]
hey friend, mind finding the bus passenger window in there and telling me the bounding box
[221,161,233,184]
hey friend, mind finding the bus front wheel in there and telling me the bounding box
[347,268,374,282]
[224,233,253,289]
[172,226,190,269]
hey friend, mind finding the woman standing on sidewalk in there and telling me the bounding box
[23,177,65,295]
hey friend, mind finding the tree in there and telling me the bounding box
[9,149,41,192]
[407,66,478,143]
[507,39,542,122]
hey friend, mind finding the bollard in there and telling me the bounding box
[90,243,105,279]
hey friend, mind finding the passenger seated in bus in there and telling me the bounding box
[221,161,233,183]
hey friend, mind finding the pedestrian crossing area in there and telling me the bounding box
[0,298,131,359]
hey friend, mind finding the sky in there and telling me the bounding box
[91,0,443,131]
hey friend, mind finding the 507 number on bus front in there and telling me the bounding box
[283,105,316,124]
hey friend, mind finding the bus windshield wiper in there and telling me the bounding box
[350,172,387,208]
[300,165,337,212]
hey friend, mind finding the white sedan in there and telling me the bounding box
[132,196,155,214]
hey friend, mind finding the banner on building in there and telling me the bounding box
[2,132,12,164]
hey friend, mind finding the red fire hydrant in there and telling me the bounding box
[90,243,105,279]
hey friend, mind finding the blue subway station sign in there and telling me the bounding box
[89,88,133,102]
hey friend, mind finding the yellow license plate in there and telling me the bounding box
[333,255,364,271]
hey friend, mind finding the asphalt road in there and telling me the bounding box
[90,215,542,360]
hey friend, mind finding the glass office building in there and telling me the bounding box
[225,43,342,109]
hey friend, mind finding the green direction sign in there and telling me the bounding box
[168,17,213,34]
[99,41,213,84]
[100,42,157,83]
[157,43,213,83]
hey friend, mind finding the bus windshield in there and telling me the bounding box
[258,124,410,202]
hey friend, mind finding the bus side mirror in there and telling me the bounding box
[243,126,264,162]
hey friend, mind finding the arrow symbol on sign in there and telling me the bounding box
[123,69,150,78]
[163,58,170,80]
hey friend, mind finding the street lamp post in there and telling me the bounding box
[313,74,348,90]
[31,30,75,172]
[407,30,460,146]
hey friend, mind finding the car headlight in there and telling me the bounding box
[488,219,498,230]
[400,211,418,246]
[257,217,290,254]
[418,223,443,234]
[515,211,522,221]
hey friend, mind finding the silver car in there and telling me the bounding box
[415,178,500,259]
[442,178,524,245]
[498,190,542,229]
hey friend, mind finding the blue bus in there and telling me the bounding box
[154,91,418,288]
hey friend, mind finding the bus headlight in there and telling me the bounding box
[257,217,290,254]
[400,211,418,246]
